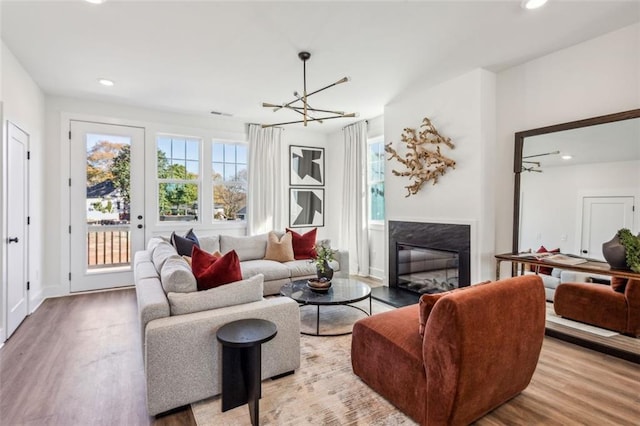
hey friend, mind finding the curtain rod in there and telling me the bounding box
[342,119,369,131]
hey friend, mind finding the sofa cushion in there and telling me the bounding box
[241,259,291,282]
[283,259,340,278]
[264,231,295,262]
[167,274,264,315]
[192,246,242,290]
[286,228,317,260]
[419,281,491,336]
[152,241,180,272]
[198,236,221,254]
[147,236,168,253]
[160,256,197,293]
[220,234,268,261]
[170,229,200,256]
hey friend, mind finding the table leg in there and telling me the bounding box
[316,305,320,336]
[245,345,262,426]
[369,295,372,315]
[221,344,263,426]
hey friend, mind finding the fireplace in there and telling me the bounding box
[371,221,471,307]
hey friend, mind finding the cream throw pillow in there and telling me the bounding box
[263,231,295,262]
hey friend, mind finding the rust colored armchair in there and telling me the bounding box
[351,275,545,426]
[554,278,640,337]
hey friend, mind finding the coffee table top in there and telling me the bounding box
[280,277,371,306]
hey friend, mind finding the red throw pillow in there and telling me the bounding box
[286,228,317,260]
[536,246,559,275]
[191,245,242,291]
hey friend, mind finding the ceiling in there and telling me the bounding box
[2,1,639,133]
[523,116,640,169]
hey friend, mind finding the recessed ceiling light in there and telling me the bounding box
[85,0,106,4]
[522,0,548,10]
[98,78,114,87]
[561,155,572,160]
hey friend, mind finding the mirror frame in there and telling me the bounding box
[512,108,640,253]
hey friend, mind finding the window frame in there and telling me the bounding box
[155,133,202,224]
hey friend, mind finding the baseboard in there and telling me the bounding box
[368,267,384,280]
[29,289,45,314]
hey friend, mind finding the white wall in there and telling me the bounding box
[384,68,497,283]
[44,96,328,297]
[495,23,640,276]
[520,160,639,254]
[1,41,46,341]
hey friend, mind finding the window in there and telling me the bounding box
[156,135,200,222]
[212,141,248,221]
[368,136,385,221]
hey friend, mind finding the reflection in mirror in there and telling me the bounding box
[519,118,640,260]
[513,109,640,363]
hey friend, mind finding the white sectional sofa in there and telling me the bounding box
[530,268,611,301]
[135,232,348,416]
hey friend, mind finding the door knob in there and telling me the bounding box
[137,224,143,229]
[582,250,588,254]
[7,237,18,243]
[137,215,143,220]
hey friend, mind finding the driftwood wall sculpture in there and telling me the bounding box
[385,117,456,197]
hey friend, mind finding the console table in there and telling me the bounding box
[495,253,640,281]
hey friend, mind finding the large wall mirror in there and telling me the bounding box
[513,109,640,362]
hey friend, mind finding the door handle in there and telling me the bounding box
[582,250,588,254]
[7,237,19,243]
[137,215,143,220]
[137,224,143,229]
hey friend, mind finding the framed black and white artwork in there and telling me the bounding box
[290,145,324,186]
[289,188,324,228]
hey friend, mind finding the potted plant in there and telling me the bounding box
[603,228,640,272]
[312,243,337,281]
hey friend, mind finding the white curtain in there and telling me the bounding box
[340,121,370,275]
[247,124,285,235]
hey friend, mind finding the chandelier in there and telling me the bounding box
[261,51,357,128]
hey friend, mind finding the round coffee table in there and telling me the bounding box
[280,277,371,336]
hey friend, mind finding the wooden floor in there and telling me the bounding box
[1,288,639,426]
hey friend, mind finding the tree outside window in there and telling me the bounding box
[212,142,247,221]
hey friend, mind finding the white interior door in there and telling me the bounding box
[581,196,634,260]
[69,121,145,292]
[6,122,29,338]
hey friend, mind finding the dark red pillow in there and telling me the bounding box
[536,245,559,275]
[286,228,317,260]
[191,245,242,291]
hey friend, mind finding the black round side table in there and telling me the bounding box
[216,318,277,426]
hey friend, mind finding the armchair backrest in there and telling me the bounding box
[423,275,545,425]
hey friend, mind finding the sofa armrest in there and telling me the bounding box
[136,277,170,350]
[334,250,350,277]
[144,297,300,415]
[625,279,640,336]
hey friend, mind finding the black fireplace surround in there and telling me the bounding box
[389,221,471,292]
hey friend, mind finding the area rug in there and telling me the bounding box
[546,311,618,337]
[191,300,415,425]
